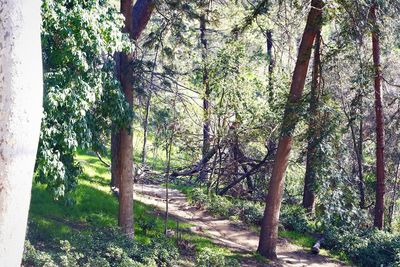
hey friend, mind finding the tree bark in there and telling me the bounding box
[141,94,151,164]
[266,30,275,103]
[199,2,211,182]
[0,1,43,265]
[257,0,324,259]
[117,0,155,237]
[111,133,121,188]
[370,2,386,230]
[302,31,321,214]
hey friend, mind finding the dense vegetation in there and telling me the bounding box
[1,0,400,266]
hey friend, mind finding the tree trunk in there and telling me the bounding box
[141,94,151,164]
[0,1,43,265]
[117,0,135,237]
[117,0,155,237]
[302,31,321,214]
[266,30,275,103]
[199,2,211,182]
[370,2,386,230]
[257,0,324,259]
[111,133,121,188]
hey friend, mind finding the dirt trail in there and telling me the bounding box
[134,183,347,267]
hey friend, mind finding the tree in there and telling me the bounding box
[117,0,155,237]
[199,0,211,182]
[302,31,322,214]
[370,1,386,230]
[0,1,43,265]
[257,0,324,259]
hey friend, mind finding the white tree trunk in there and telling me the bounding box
[0,1,43,266]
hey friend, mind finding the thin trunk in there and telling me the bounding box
[370,2,385,230]
[358,117,366,209]
[266,30,275,103]
[141,94,151,164]
[258,0,324,259]
[389,158,400,229]
[0,1,43,265]
[302,31,321,214]
[199,2,211,182]
[164,141,172,235]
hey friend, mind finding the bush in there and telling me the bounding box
[191,188,209,207]
[280,205,314,233]
[196,248,240,267]
[23,225,179,267]
[207,195,233,217]
[324,228,400,267]
[238,201,263,225]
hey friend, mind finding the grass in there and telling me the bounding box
[28,150,259,266]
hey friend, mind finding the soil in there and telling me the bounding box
[134,183,348,267]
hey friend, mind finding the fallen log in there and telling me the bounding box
[171,146,217,177]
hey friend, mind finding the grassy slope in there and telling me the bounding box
[27,151,247,265]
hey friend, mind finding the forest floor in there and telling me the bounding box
[134,183,348,267]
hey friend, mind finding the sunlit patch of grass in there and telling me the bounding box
[279,230,315,248]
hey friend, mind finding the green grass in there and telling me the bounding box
[279,230,315,248]
[28,150,261,265]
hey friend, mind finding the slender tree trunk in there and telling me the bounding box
[141,94,151,164]
[266,30,275,103]
[370,2,385,230]
[302,31,322,214]
[389,158,400,229]
[164,141,172,235]
[257,0,324,259]
[199,2,211,182]
[0,1,43,265]
[357,117,366,209]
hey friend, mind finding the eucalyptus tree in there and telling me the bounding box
[258,0,324,259]
[0,1,43,265]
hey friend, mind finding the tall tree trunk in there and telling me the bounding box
[370,2,386,230]
[117,0,135,238]
[302,31,322,214]
[257,0,324,259]
[388,158,400,229]
[266,30,275,103]
[0,1,43,265]
[199,2,211,182]
[141,94,151,164]
[117,0,155,237]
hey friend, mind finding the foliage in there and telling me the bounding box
[196,248,240,267]
[324,228,400,266]
[36,0,131,199]
[23,227,178,267]
[280,205,314,233]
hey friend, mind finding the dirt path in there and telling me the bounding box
[134,183,347,267]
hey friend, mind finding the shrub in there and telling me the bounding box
[324,228,400,267]
[23,225,179,267]
[23,241,57,267]
[196,248,240,267]
[191,188,209,208]
[280,205,314,233]
[207,195,233,217]
[238,201,263,225]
